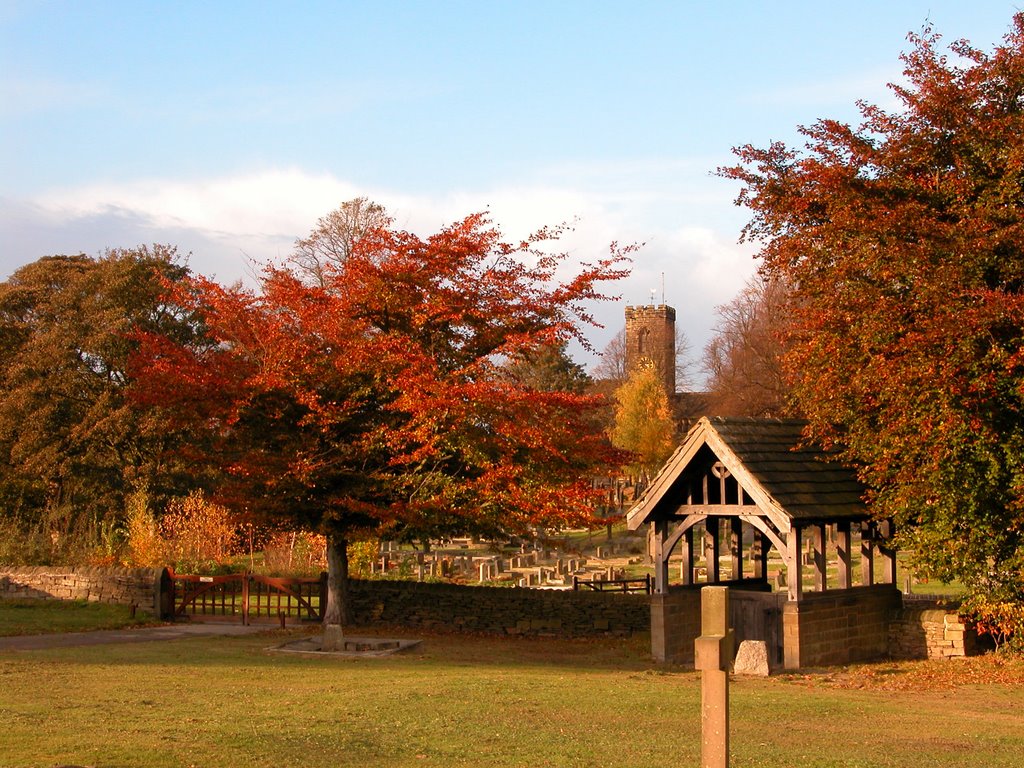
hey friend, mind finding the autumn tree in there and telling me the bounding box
[702,274,792,417]
[609,363,676,478]
[719,15,1024,617]
[593,326,693,390]
[0,247,203,562]
[503,340,591,394]
[132,212,629,646]
[290,197,390,286]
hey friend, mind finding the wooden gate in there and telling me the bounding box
[729,589,786,668]
[168,571,325,624]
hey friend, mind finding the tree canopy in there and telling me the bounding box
[720,15,1024,615]
[702,274,791,417]
[0,246,202,562]
[609,363,676,478]
[131,211,629,636]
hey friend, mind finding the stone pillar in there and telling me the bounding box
[695,586,734,768]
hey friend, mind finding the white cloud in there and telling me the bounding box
[4,167,756,374]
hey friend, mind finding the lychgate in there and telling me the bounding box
[628,416,899,671]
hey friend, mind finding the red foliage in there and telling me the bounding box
[719,16,1024,600]
[130,213,630,547]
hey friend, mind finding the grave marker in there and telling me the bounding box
[694,586,734,768]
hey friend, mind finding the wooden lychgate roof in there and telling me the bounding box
[626,416,867,531]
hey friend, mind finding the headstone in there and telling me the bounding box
[732,640,770,676]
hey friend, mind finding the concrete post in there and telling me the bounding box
[695,586,734,768]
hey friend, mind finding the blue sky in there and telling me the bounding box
[2,1,1022,374]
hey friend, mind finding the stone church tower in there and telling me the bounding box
[624,304,676,395]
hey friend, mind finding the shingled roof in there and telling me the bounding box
[627,416,868,529]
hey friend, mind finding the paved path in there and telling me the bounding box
[0,622,271,651]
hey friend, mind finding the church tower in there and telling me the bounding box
[624,304,676,395]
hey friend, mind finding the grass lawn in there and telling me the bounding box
[2,625,1023,768]
[0,598,159,636]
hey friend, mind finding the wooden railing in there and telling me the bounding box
[168,571,325,624]
[572,574,652,594]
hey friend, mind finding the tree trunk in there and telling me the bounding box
[322,533,351,651]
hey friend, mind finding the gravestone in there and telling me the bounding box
[732,640,770,676]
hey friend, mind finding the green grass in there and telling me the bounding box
[2,626,1023,767]
[0,598,159,636]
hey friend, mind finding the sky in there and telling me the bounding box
[3,1,1023,377]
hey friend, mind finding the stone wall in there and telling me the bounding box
[348,579,650,637]
[889,600,981,660]
[0,566,167,615]
[649,587,702,664]
[783,585,901,669]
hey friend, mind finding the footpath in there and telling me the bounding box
[0,622,269,651]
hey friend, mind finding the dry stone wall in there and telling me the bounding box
[348,579,649,637]
[889,600,980,659]
[0,566,166,615]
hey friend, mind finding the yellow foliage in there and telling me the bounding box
[160,492,237,572]
[610,365,676,476]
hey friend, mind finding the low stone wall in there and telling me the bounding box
[889,600,980,659]
[348,579,650,637]
[649,587,702,664]
[0,565,167,615]
[783,585,901,669]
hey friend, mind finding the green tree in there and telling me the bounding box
[610,363,676,478]
[719,15,1024,616]
[0,246,203,562]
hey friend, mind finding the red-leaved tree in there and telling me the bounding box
[719,15,1024,625]
[131,212,629,646]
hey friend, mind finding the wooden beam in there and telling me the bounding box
[675,503,761,516]
[812,524,826,592]
[730,517,743,580]
[860,522,874,587]
[836,521,852,590]
[705,518,721,583]
[787,524,803,602]
[752,531,768,580]
[681,527,694,585]
[653,519,669,594]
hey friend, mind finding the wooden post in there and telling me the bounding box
[653,519,669,594]
[706,518,721,583]
[812,524,826,592]
[878,519,897,585]
[787,525,803,602]
[695,586,734,768]
[681,528,694,585]
[241,573,250,626]
[730,518,743,580]
[752,531,768,581]
[860,522,875,586]
[836,521,852,590]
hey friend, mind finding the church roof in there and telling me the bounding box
[626,416,868,531]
